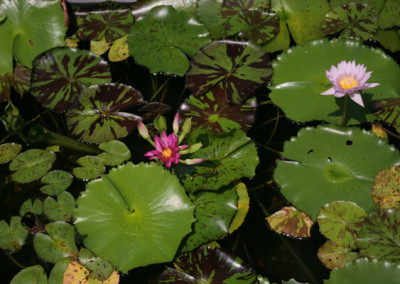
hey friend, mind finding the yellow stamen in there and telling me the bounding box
[162,148,172,159]
[339,75,358,91]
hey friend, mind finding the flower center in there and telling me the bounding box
[162,148,173,159]
[339,75,359,91]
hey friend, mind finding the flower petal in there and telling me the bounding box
[349,92,364,107]
[321,88,335,95]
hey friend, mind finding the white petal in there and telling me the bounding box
[349,92,364,107]
[334,91,346,98]
[321,88,335,95]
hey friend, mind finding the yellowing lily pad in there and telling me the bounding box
[229,183,250,234]
[372,166,400,208]
[63,261,119,284]
[318,240,358,270]
[0,143,22,164]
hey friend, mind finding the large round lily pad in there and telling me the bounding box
[269,38,400,124]
[274,124,400,220]
[74,162,195,273]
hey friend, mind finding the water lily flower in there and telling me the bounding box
[321,60,380,107]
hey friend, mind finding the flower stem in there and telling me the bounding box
[341,94,349,126]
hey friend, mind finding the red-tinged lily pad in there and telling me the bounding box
[159,246,258,283]
[266,206,313,239]
[181,184,238,252]
[33,221,79,264]
[322,3,378,41]
[74,162,195,273]
[31,47,111,112]
[317,201,367,248]
[0,143,22,164]
[357,208,400,262]
[372,166,400,208]
[127,5,210,76]
[181,129,259,192]
[0,216,28,253]
[66,83,144,143]
[10,265,47,284]
[186,40,271,104]
[225,10,279,44]
[274,124,400,220]
[43,192,75,222]
[318,241,359,270]
[179,86,256,133]
[221,0,271,17]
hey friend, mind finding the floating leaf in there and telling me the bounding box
[108,35,129,62]
[48,258,70,284]
[159,246,258,283]
[371,122,388,139]
[72,156,105,180]
[0,216,28,253]
[317,201,367,248]
[12,64,32,96]
[179,86,256,133]
[137,102,171,120]
[376,0,400,29]
[357,208,400,262]
[20,199,42,217]
[318,241,358,270]
[97,140,131,166]
[79,248,114,281]
[325,258,400,284]
[196,0,227,39]
[186,40,271,104]
[10,265,47,284]
[182,184,238,252]
[74,162,195,273]
[127,5,210,76]
[63,261,119,284]
[34,222,79,264]
[266,206,313,238]
[372,166,400,208]
[0,0,66,74]
[31,47,112,111]
[90,37,110,56]
[322,3,378,41]
[40,170,73,196]
[0,143,22,164]
[274,124,400,220]
[66,83,144,143]
[182,129,259,192]
[269,38,400,124]
[9,149,56,184]
[373,97,400,133]
[373,29,400,53]
[43,192,75,222]
[221,0,271,17]
[229,183,250,234]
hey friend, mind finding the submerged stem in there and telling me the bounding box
[341,94,349,126]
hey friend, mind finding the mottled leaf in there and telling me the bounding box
[373,97,400,133]
[63,261,119,284]
[66,83,144,143]
[0,74,11,101]
[72,156,105,180]
[196,0,228,39]
[108,35,129,62]
[0,143,22,164]
[377,0,400,29]
[0,216,28,253]
[10,265,47,284]
[372,166,400,208]
[221,0,271,17]
[40,170,73,196]
[31,47,112,111]
[186,40,271,104]
[317,241,359,270]
[20,199,43,217]
[229,183,250,234]
[127,5,211,76]
[373,29,400,53]
[12,64,32,96]
[317,201,367,248]
[43,192,75,222]
[9,149,56,184]
[179,86,256,133]
[137,102,171,120]
[267,206,313,238]
[90,37,110,56]
[97,140,131,166]
[322,3,378,41]
[79,248,113,281]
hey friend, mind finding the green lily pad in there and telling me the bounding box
[48,258,70,284]
[40,170,73,196]
[371,166,400,208]
[31,47,112,111]
[373,29,400,53]
[375,0,400,29]
[317,241,358,270]
[43,192,75,222]
[221,0,271,17]
[266,206,313,239]
[274,124,400,220]
[127,5,210,76]
[79,248,114,281]
[72,156,105,180]
[186,40,272,104]
[33,221,79,264]
[0,0,66,74]
[159,246,258,283]
[317,201,367,248]
[74,162,195,273]
[357,208,400,262]
[373,97,400,133]
[97,140,131,166]
[179,86,257,133]
[20,199,42,217]
[181,184,238,252]
[10,265,47,284]
[0,143,22,164]
[9,149,56,184]
[66,83,144,143]
[322,3,378,41]
[325,258,400,284]
[196,0,227,39]
[0,216,28,253]
[269,38,400,124]
[181,129,259,192]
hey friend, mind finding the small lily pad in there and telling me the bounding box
[90,37,110,55]
[317,241,358,270]
[229,183,250,234]
[33,221,79,264]
[20,199,43,217]
[372,166,400,208]
[63,261,119,283]
[9,149,56,184]
[40,170,73,196]
[79,248,113,281]
[266,206,313,239]
[72,156,105,180]
[108,35,129,62]
[0,216,28,253]
[97,140,131,166]
[10,265,47,284]
[317,201,367,248]
[0,143,22,164]
[48,258,70,284]
[43,192,75,222]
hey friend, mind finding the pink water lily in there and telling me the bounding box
[321,60,380,107]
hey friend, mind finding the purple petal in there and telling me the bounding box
[321,88,335,95]
[349,92,364,107]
